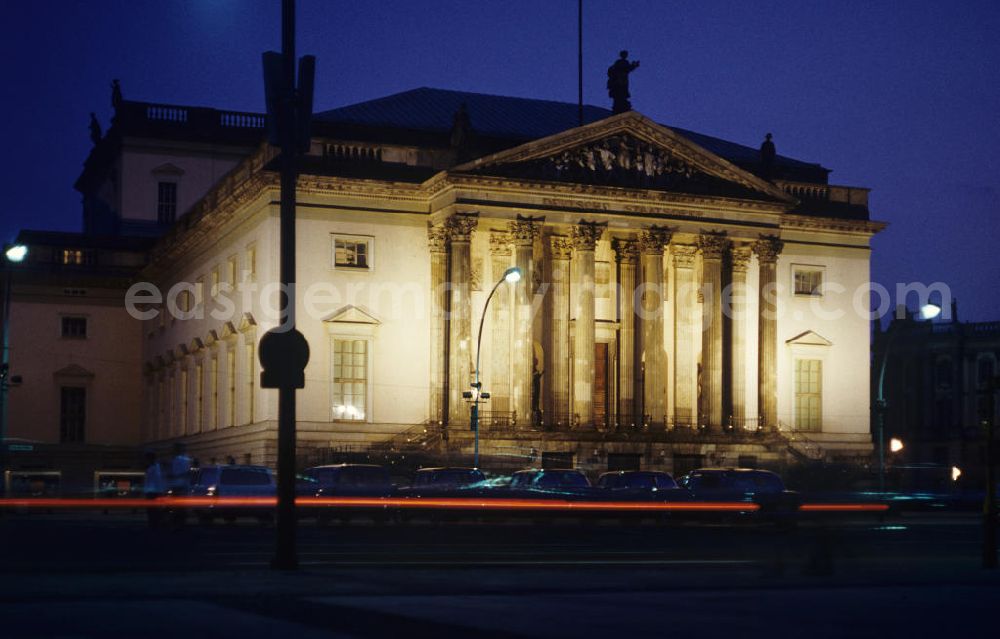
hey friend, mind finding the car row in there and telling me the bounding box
[170,463,800,523]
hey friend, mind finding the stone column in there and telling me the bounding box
[572,222,605,429]
[698,231,727,432]
[545,236,573,428]
[613,238,640,427]
[638,228,671,428]
[672,243,698,427]
[754,235,784,430]
[428,224,449,425]
[728,245,752,429]
[488,231,512,414]
[509,218,540,428]
[446,214,478,426]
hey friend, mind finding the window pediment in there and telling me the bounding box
[786,330,833,347]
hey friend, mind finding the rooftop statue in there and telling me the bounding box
[760,132,776,180]
[607,50,640,114]
[89,113,102,145]
[111,79,123,110]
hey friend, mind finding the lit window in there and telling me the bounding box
[227,349,236,427]
[332,339,367,421]
[158,182,177,224]
[61,316,87,339]
[227,257,237,286]
[333,236,371,269]
[59,386,86,443]
[195,363,204,433]
[246,245,257,280]
[211,268,220,297]
[180,368,188,434]
[245,342,255,425]
[794,359,822,430]
[793,267,823,296]
[62,249,86,265]
[210,356,219,430]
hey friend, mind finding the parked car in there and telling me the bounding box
[508,468,594,498]
[188,464,276,523]
[596,470,687,500]
[399,467,488,497]
[301,464,394,523]
[677,468,801,519]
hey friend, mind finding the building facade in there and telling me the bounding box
[876,308,1000,488]
[6,87,884,477]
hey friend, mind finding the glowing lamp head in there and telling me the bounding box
[889,437,904,453]
[951,466,962,482]
[4,244,27,263]
[919,303,942,320]
[503,267,522,284]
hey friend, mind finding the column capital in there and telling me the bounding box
[638,226,672,254]
[489,231,512,256]
[509,215,544,246]
[730,245,752,272]
[445,214,478,242]
[670,243,698,268]
[427,223,449,254]
[612,238,639,263]
[697,231,728,260]
[571,220,606,251]
[753,235,784,263]
[549,235,573,260]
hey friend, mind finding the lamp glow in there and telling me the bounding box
[889,437,904,453]
[951,466,962,482]
[4,245,27,263]
[919,303,941,320]
[503,266,522,283]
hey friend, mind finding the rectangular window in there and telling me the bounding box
[60,386,86,443]
[332,339,367,421]
[246,245,257,280]
[195,363,204,433]
[246,342,255,425]
[227,349,236,427]
[179,368,188,434]
[61,249,88,265]
[61,316,87,339]
[793,267,823,296]
[227,256,237,287]
[157,182,177,224]
[794,359,822,431]
[333,236,372,269]
[211,267,220,297]
[158,378,166,439]
[210,356,219,430]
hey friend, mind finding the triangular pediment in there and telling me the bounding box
[53,363,95,379]
[786,330,833,347]
[322,305,380,325]
[453,111,793,203]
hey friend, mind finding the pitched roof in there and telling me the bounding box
[315,87,827,177]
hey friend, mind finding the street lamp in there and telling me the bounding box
[889,437,904,453]
[2,244,28,494]
[466,266,521,468]
[875,302,940,494]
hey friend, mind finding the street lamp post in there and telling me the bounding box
[1,244,28,494]
[467,266,521,469]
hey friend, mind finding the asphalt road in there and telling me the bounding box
[1,511,996,638]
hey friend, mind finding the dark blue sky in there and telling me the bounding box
[3,1,998,320]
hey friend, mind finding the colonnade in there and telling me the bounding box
[429,214,783,431]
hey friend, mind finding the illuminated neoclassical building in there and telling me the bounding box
[9,87,884,475]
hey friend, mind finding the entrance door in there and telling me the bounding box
[593,342,609,427]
